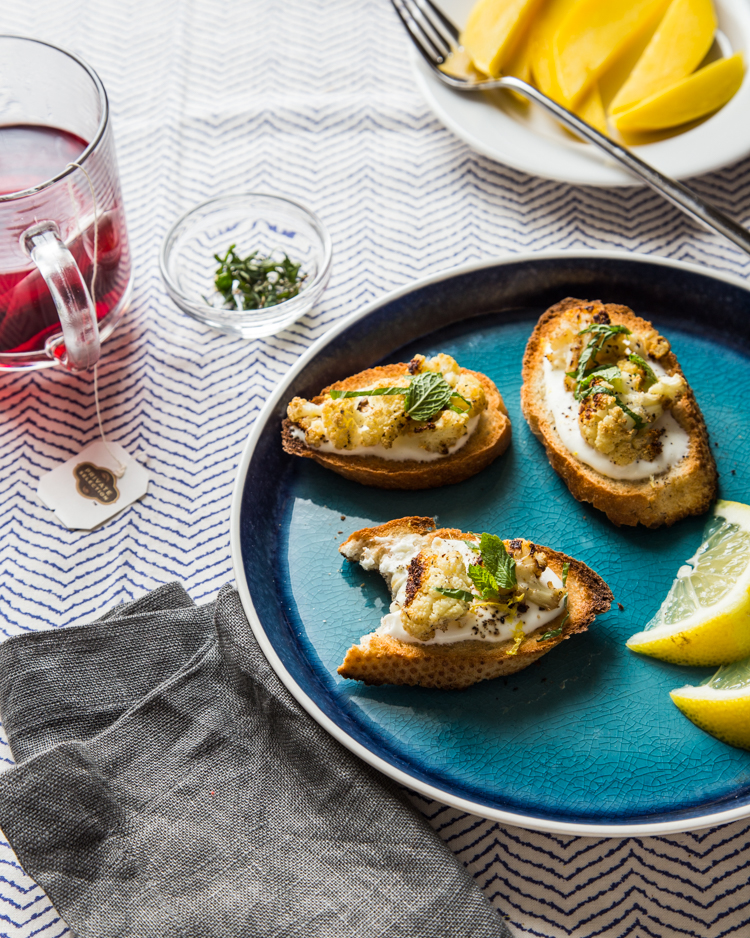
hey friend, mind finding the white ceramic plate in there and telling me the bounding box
[413,0,750,186]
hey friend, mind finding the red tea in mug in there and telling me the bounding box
[0,124,131,356]
[0,36,133,371]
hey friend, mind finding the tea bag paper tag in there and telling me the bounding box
[38,441,149,530]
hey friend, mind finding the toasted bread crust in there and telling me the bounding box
[337,516,612,690]
[521,298,717,528]
[281,363,511,489]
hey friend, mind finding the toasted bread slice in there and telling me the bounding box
[337,517,612,690]
[282,361,511,489]
[521,298,717,528]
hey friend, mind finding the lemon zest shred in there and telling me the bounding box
[508,621,526,656]
[470,600,508,612]
[469,590,526,622]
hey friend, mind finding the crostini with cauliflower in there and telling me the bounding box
[282,353,511,489]
[521,298,717,527]
[337,516,612,690]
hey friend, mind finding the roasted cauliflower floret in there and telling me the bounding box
[454,373,486,417]
[507,539,564,609]
[577,355,686,464]
[580,391,637,464]
[302,420,328,448]
[287,397,321,424]
[579,384,666,465]
[405,408,471,454]
[647,373,684,402]
[617,357,646,391]
[400,548,473,640]
[547,320,584,370]
[422,353,461,383]
[320,393,408,450]
[287,397,327,447]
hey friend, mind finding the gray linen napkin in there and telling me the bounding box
[0,583,510,938]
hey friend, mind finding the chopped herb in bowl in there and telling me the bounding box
[213,244,307,311]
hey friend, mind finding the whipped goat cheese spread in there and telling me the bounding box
[289,415,480,462]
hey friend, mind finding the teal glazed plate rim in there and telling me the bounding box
[231,250,750,836]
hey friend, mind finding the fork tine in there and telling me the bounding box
[391,0,449,66]
[404,0,454,58]
[414,0,460,44]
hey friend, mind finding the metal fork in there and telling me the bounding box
[392,0,750,257]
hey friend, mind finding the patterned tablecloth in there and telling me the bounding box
[1,1,750,935]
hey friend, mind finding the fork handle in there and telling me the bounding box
[488,76,750,257]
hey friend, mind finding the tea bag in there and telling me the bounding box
[36,164,149,530]
[38,439,149,530]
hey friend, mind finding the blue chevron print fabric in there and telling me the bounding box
[1,0,750,936]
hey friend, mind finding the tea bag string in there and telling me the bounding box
[67,160,127,479]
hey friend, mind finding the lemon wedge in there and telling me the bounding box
[670,657,750,749]
[626,500,750,666]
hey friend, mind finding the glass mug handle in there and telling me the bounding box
[21,221,100,372]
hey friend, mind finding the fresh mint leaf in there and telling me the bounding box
[494,550,517,590]
[578,364,620,392]
[329,386,407,400]
[571,324,631,398]
[569,343,599,391]
[578,323,631,338]
[480,533,516,589]
[478,533,502,576]
[578,384,646,430]
[467,563,500,600]
[213,244,306,310]
[328,371,461,423]
[536,613,568,643]
[448,392,473,414]
[404,372,453,421]
[537,627,562,642]
[578,384,616,401]
[628,353,657,388]
[617,400,646,430]
[434,587,475,602]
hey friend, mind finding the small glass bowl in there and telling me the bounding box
[159,193,332,338]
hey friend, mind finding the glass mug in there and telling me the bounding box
[0,36,132,372]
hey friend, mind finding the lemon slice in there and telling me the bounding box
[670,657,750,750]
[626,500,750,665]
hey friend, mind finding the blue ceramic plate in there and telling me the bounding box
[231,251,750,835]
